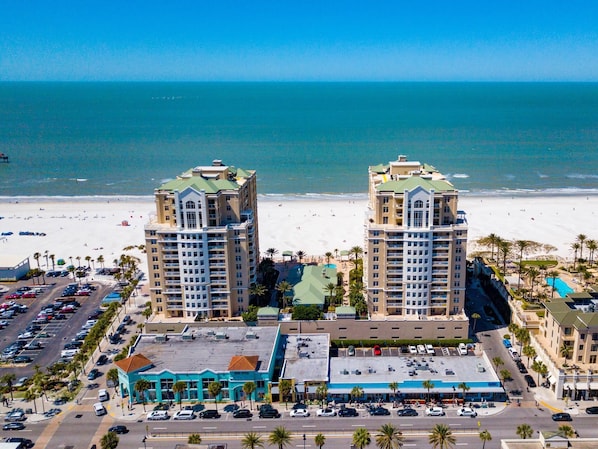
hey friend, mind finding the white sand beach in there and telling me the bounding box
[0,194,597,278]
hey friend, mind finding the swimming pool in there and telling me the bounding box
[324,264,337,269]
[546,277,574,297]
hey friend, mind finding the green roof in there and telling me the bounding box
[158,165,253,194]
[292,265,337,307]
[544,292,598,329]
[376,176,455,193]
[369,163,388,174]
[335,306,356,315]
[257,306,280,317]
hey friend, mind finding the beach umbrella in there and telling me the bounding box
[57,259,65,266]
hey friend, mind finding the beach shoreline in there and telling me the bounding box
[1,193,597,279]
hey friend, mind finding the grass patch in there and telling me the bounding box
[520,260,558,268]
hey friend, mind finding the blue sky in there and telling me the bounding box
[1,0,597,81]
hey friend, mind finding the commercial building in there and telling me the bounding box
[114,326,281,405]
[364,155,468,318]
[144,160,259,320]
[0,255,30,282]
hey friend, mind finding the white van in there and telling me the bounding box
[425,344,435,355]
[458,343,468,355]
[173,409,196,420]
[93,402,107,416]
[61,348,79,358]
[508,347,521,361]
[98,389,109,402]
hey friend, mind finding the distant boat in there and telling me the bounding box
[0,152,8,163]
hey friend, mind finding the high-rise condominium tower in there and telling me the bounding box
[365,155,467,318]
[144,160,259,320]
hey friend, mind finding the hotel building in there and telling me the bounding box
[144,160,259,320]
[365,155,468,318]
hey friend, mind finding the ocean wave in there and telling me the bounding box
[451,173,470,179]
[566,173,598,180]
[537,172,549,178]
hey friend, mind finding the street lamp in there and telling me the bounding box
[142,437,146,449]
[303,434,306,449]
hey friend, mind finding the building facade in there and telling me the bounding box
[365,155,468,318]
[144,160,259,320]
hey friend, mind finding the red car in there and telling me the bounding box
[22,292,36,298]
[5,293,22,300]
[373,344,382,356]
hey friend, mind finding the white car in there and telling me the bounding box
[316,408,337,417]
[173,410,196,420]
[457,407,477,417]
[17,331,34,339]
[409,345,417,354]
[290,408,310,418]
[426,344,435,355]
[147,410,169,420]
[425,407,445,416]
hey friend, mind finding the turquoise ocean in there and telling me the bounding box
[1,82,597,199]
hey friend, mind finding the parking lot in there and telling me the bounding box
[0,274,117,377]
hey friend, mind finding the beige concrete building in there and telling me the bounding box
[144,160,259,320]
[365,155,468,318]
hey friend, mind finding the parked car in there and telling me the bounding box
[108,425,129,434]
[4,437,33,448]
[173,410,196,420]
[290,408,310,417]
[147,411,169,420]
[232,409,253,418]
[198,410,220,419]
[373,344,382,356]
[316,408,337,417]
[347,345,356,356]
[87,369,100,380]
[425,407,445,416]
[586,406,598,414]
[552,412,572,421]
[338,407,358,417]
[369,407,390,416]
[457,407,478,417]
[259,407,281,418]
[97,354,109,365]
[397,408,418,416]
[524,375,537,388]
[292,403,307,410]
[13,356,32,364]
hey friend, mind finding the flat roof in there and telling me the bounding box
[329,351,503,394]
[132,326,279,375]
[281,334,330,384]
[0,254,29,267]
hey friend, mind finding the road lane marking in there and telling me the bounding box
[153,427,167,430]
[399,424,413,427]
[253,425,266,429]
[203,426,218,429]
[302,425,316,428]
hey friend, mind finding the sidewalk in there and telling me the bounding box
[533,386,598,415]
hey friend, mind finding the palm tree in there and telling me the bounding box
[97,254,105,268]
[547,270,559,298]
[1,374,16,401]
[526,267,540,300]
[325,252,333,265]
[350,385,364,402]
[242,432,264,449]
[479,430,492,449]
[422,380,435,403]
[243,381,256,410]
[189,434,202,444]
[558,425,575,438]
[586,239,597,266]
[172,380,187,409]
[571,242,580,270]
[314,433,326,449]
[352,428,371,449]
[515,240,531,290]
[208,381,222,411]
[350,246,363,268]
[268,426,292,449]
[560,344,572,361]
[457,382,470,402]
[532,360,548,386]
[101,431,119,449]
[266,248,278,260]
[375,424,404,449]
[296,250,306,263]
[325,282,336,305]
[249,283,268,305]
[492,356,504,371]
[85,255,92,268]
[134,378,151,411]
[388,381,399,400]
[23,389,38,414]
[470,313,481,333]
[279,379,293,407]
[49,253,55,270]
[315,383,328,406]
[106,368,119,394]
[33,252,41,270]
[577,234,587,261]
[522,345,536,368]
[276,281,293,308]
[516,423,533,439]
[429,424,456,449]
[500,369,512,383]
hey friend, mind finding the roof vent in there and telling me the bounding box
[155,334,167,343]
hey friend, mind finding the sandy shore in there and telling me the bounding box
[1,194,596,278]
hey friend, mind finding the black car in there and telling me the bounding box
[259,408,281,419]
[5,437,33,448]
[369,407,390,416]
[13,356,32,364]
[108,425,129,434]
[223,404,239,413]
[552,412,572,421]
[524,375,537,388]
[199,410,221,419]
[292,402,307,410]
[109,335,122,345]
[338,407,358,417]
[232,409,253,418]
[586,406,598,414]
[397,408,418,416]
[3,422,26,430]
[97,354,109,366]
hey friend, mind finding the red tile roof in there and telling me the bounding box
[228,355,259,371]
[114,354,152,373]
